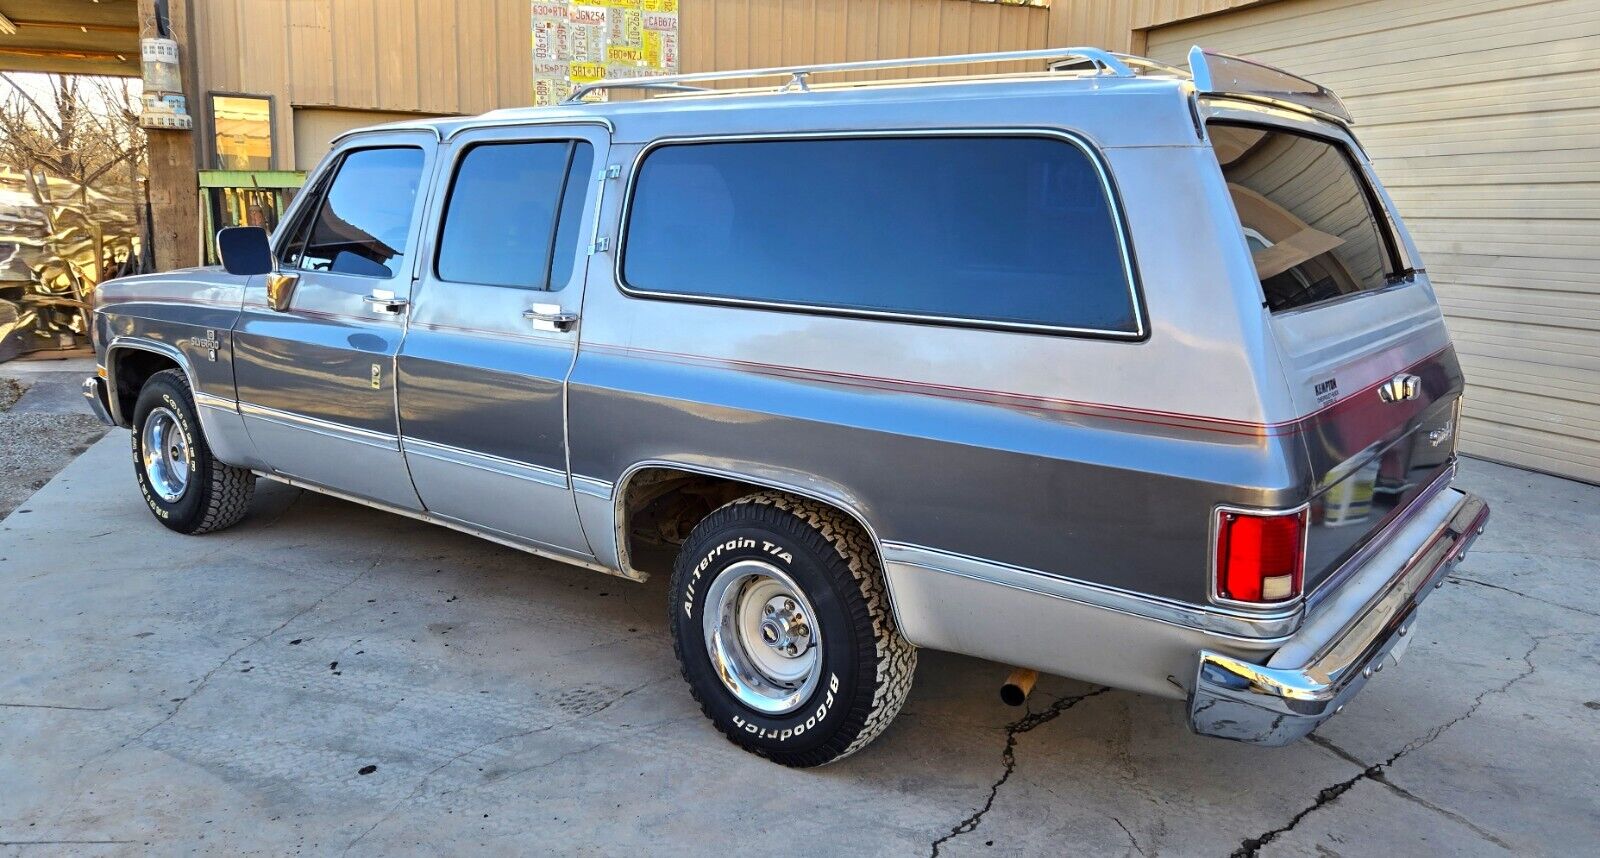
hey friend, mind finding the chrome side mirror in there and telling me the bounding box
[216,226,299,312]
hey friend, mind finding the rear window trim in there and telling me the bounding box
[1208,119,1410,316]
[613,128,1149,342]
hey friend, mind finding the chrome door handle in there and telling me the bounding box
[364,290,409,313]
[523,304,579,332]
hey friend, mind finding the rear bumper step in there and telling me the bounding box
[1189,486,1489,746]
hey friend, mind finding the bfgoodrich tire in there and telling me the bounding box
[669,491,916,767]
[131,369,254,534]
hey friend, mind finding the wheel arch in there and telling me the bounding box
[105,337,192,427]
[610,460,906,625]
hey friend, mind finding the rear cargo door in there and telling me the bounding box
[1207,119,1463,592]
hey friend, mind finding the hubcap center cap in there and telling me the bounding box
[759,595,811,657]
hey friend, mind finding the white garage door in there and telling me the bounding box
[1149,0,1600,484]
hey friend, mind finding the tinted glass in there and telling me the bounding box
[622,136,1137,333]
[436,141,594,289]
[293,147,424,278]
[1209,124,1395,313]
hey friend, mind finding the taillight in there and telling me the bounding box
[1214,507,1306,605]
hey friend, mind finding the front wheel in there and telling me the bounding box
[669,491,916,767]
[131,369,255,534]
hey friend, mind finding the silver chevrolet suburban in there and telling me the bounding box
[85,47,1490,767]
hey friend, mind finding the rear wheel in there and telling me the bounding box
[131,369,254,534]
[669,491,916,767]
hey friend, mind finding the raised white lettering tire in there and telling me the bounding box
[669,491,916,767]
[131,369,255,534]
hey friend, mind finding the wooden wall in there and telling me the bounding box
[191,0,1051,168]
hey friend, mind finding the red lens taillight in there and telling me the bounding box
[1215,508,1306,605]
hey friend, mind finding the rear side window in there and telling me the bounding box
[1209,123,1398,313]
[621,135,1140,335]
[435,140,594,290]
[286,147,425,278]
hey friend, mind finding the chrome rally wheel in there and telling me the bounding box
[131,369,255,535]
[140,405,191,502]
[703,560,822,716]
[670,491,917,767]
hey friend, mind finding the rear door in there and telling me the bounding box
[394,123,604,558]
[1206,115,1462,591]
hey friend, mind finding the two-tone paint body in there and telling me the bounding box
[88,64,1485,739]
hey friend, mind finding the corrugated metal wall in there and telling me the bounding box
[191,0,1049,168]
[680,0,1050,82]
[1144,0,1600,483]
[1045,0,1275,51]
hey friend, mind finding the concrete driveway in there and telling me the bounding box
[2,436,1596,856]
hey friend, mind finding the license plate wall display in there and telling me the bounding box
[532,1,679,105]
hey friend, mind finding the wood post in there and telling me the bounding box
[137,0,200,271]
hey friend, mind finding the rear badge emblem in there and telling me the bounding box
[1429,419,1454,447]
[1378,373,1422,403]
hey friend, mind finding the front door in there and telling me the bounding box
[233,133,437,509]
[395,124,607,557]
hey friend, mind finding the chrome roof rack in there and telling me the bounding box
[563,45,1138,104]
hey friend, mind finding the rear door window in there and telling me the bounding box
[620,135,1141,336]
[1209,123,1399,313]
[435,140,594,290]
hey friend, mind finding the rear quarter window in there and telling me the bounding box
[620,134,1141,336]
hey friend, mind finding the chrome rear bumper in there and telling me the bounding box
[1189,486,1489,746]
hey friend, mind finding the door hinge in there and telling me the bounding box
[599,164,621,181]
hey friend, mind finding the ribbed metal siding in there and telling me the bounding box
[1148,0,1600,484]
[192,1,1049,167]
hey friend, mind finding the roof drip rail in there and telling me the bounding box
[563,45,1137,104]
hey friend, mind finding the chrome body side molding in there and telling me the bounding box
[570,475,614,500]
[403,438,569,490]
[238,401,400,451]
[882,542,1302,640]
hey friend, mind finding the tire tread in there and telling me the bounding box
[140,369,254,534]
[670,490,916,766]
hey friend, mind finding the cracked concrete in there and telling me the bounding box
[2,438,1597,856]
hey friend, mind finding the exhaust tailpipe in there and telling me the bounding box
[1000,667,1038,707]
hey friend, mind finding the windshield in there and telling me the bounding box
[1210,122,1399,313]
